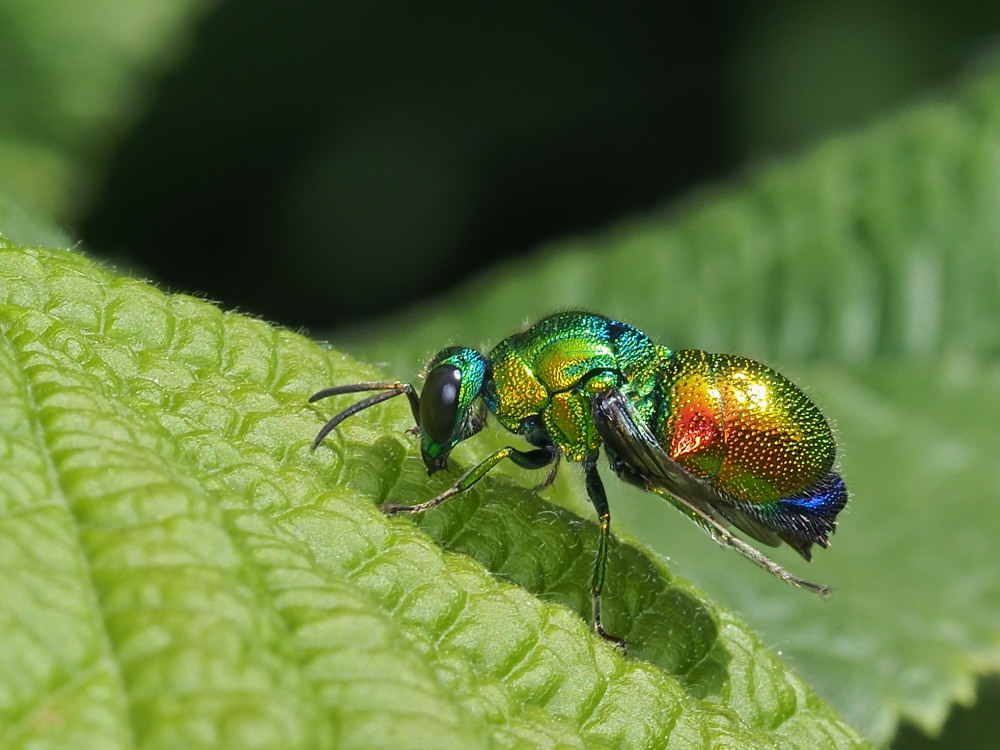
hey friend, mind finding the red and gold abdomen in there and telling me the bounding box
[654,350,835,504]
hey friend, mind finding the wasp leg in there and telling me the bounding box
[531,447,561,492]
[583,453,628,655]
[661,491,830,596]
[380,446,554,515]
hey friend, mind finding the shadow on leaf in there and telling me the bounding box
[383,454,731,698]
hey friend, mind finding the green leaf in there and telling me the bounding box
[341,63,1000,745]
[0,241,864,748]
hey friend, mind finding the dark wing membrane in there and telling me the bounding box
[593,389,796,552]
[735,471,848,560]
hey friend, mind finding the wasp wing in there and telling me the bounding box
[592,388,789,549]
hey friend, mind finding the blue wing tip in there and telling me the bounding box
[750,471,849,558]
[781,471,847,513]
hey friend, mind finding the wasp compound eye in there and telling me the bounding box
[421,364,462,445]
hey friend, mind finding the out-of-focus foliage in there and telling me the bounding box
[0,0,211,224]
[74,2,1000,329]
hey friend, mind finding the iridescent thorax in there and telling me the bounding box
[484,313,662,461]
[311,311,848,653]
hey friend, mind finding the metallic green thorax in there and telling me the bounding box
[483,312,669,461]
[483,312,667,461]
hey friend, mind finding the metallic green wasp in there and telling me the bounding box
[311,311,847,652]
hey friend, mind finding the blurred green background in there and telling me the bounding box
[3,1,1000,747]
[2,0,995,331]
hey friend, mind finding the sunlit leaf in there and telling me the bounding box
[0,242,864,748]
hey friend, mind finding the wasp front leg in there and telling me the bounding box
[380,445,555,515]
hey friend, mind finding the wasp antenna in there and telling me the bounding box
[311,389,408,449]
[309,382,403,403]
[310,381,421,450]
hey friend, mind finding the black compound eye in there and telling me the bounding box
[421,364,462,445]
